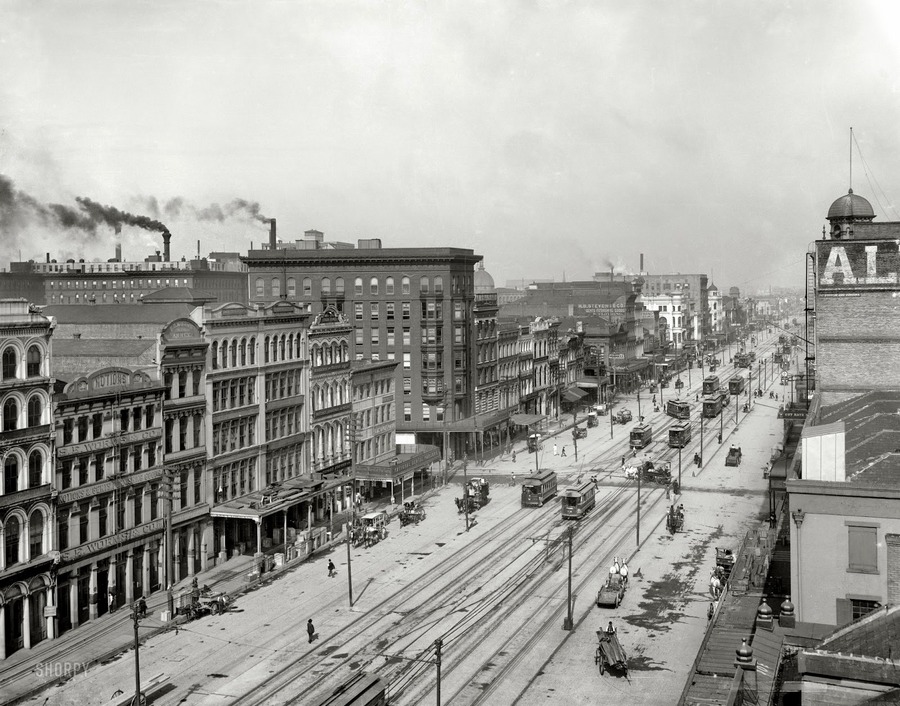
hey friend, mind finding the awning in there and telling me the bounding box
[510,413,546,427]
[354,445,441,482]
[562,388,588,403]
[611,359,650,373]
[576,377,609,388]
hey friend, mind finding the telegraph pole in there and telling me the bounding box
[572,406,579,462]
[132,605,143,706]
[346,412,357,606]
[636,465,642,546]
[563,526,574,630]
[162,469,175,616]
[462,457,470,532]
[435,638,443,706]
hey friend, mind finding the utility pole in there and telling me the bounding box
[636,463,642,546]
[462,458,470,532]
[572,406,579,462]
[700,410,705,469]
[346,412,357,606]
[435,638,443,706]
[132,604,143,706]
[636,387,641,420]
[442,392,450,486]
[563,526,574,630]
[677,446,682,491]
[162,469,174,616]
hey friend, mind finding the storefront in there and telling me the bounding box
[355,446,441,502]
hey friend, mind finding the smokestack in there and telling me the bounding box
[610,265,614,282]
[163,230,171,262]
[269,218,277,250]
[46,253,50,263]
[640,253,644,272]
[115,243,122,262]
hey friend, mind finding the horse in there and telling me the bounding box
[709,574,722,599]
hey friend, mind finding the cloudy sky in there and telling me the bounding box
[3,1,900,292]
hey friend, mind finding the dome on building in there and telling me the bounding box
[707,281,718,293]
[827,189,875,221]
[474,262,495,293]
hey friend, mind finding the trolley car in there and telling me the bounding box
[668,420,692,448]
[702,375,720,396]
[728,375,746,395]
[629,423,653,449]
[314,672,387,706]
[702,395,725,418]
[521,469,558,507]
[734,353,752,368]
[665,399,691,420]
[561,480,596,519]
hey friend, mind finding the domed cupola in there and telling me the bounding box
[827,189,875,239]
[474,261,495,293]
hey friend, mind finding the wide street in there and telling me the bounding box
[23,332,791,706]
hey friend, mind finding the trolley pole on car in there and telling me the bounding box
[563,526,575,630]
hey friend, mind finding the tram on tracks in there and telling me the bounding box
[728,375,746,395]
[629,423,653,449]
[314,672,387,706]
[665,399,691,420]
[702,375,720,396]
[668,420,692,448]
[702,394,727,418]
[734,352,752,368]
[561,480,596,519]
[521,469,558,507]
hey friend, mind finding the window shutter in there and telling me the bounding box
[835,598,852,626]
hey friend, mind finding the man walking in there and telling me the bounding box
[561,446,567,457]
[553,443,558,456]
[328,559,336,578]
[307,618,316,643]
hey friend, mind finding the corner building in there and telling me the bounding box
[244,234,481,458]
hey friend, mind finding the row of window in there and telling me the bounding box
[210,338,257,370]
[264,448,299,488]
[212,376,257,412]
[353,379,392,401]
[212,416,257,456]
[311,381,350,412]
[264,371,298,401]
[2,394,47,431]
[164,415,203,455]
[352,432,393,464]
[62,405,156,445]
[3,452,46,494]
[1,345,44,380]
[311,342,350,368]
[215,457,257,501]
[49,277,191,288]
[164,369,202,399]
[266,407,302,442]
[59,443,159,488]
[2,510,46,570]
[253,275,472,299]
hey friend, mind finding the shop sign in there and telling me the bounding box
[818,240,900,290]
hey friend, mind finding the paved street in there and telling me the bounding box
[17,336,788,706]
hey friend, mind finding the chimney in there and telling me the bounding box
[46,253,50,263]
[115,243,122,262]
[610,265,614,282]
[162,230,171,262]
[640,253,644,272]
[269,219,277,250]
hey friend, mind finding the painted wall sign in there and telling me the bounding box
[817,240,900,289]
[161,318,202,342]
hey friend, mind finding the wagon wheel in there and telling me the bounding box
[599,654,606,675]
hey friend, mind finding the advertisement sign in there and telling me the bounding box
[817,240,900,291]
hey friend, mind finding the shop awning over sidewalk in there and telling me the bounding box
[354,444,441,482]
[210,474,346,521]
[575,377,609,388]
[510,413,546,427]
[562,387,589,403]
[610,359,650,373]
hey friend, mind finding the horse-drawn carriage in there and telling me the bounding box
[596,573,626,608]
[399,499,426,526]
[351,511,389,547]
[725,445,742,467]
[573,425,587,440]
[613,409,633,425]
[455,477,490,514]
[595,625,628,676]
[716,547,735,581]
[666,504,685,534]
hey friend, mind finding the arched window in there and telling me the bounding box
[287,277,296,297]
[335,277,345,294]
[2,347,17,380]
[402,276,411,294]
[3,398,18,431]
[29,510,44,559]
[263,336,270,363]
[271,278,281,298]
[230,340,237,367]
[5,515,20,566]
[27,396,42,427]
[321,277,331,295]
[370,277,379,295]
[28,451,42,487]
[249,337,256,364]
[211,341,219,370]
[255,278,265,297]
[240,339,247,366]
[279,335,286,360]
[354,277,363,295]
[4,456,18,493]
[26,345,42,377]
[303,277,312,296]
[420,276,429,294]
[386,277,395,295]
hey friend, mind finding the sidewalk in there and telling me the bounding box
[0,491,415,706]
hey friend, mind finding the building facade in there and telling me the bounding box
[0,300,55,658]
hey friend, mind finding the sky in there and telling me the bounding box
[3,1,900,293]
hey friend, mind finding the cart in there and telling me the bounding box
[595,629,628,676]
[614,409,633,425]
[399,499,426,526]
[596,573,626,608]
[573,426,587,440]
[716,547,736,581]
[725,445,742,467]
[665,505,685,534]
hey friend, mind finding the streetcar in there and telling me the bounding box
[734,353,752,368]
[668,421,692,448]
[702,375,720,396]
[521,469,558,507]
[561,480,596,519]
[728,375,746,395]
[314,672,387,706]
[702,395,724,418]
[629,423,653,449]
[665,399,691,420]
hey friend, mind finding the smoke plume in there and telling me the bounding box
[132,195,268,223]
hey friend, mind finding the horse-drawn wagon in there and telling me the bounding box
[596,573,626,608]
[595,625,628,676]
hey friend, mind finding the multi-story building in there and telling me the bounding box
[631,272,710,340]
[638,290,693,350]
[786,187,900,627]
[243,229,481,463]
[53,367,165,636]
[0,300,55,658]
[158,318,209,581]
[473,264,499,416]
[202,300,314,560]
[0,248,247,306]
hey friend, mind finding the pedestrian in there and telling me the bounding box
[695,393,699,402]
[553,443,558,456]
[108,591,115,614]
[707,601,715,621]
[307,618,316,643]
[621,455,625,467]
[512,450,516,463]
[355,491,362,508]
[632,448,637,457]
[328,559,336,578]
[510,471,516,486]
[561,446,567,457]
[218,594,227,614]
[606,621,616,634]
[136,596,147,619]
